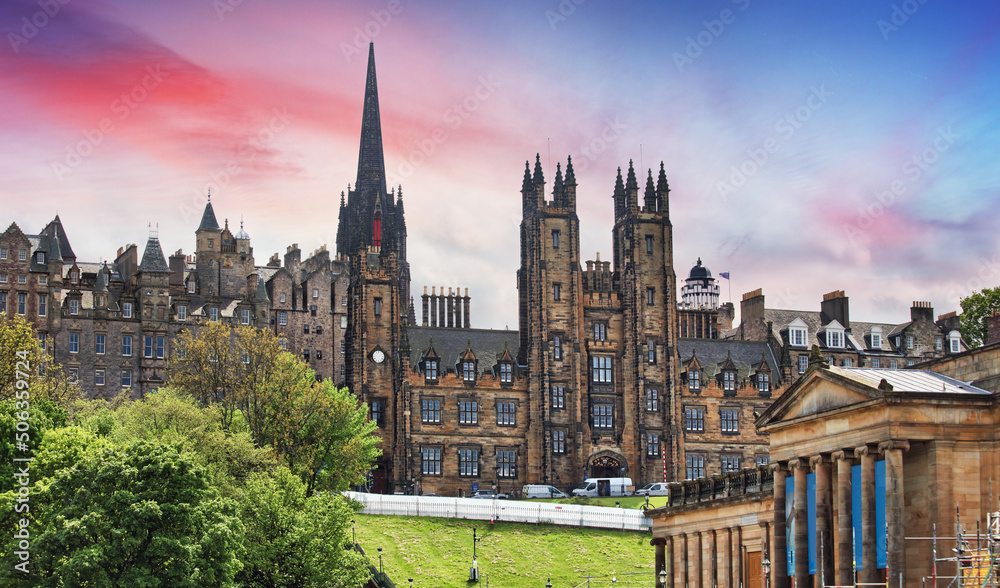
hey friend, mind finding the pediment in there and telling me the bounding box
[759,369,877,428]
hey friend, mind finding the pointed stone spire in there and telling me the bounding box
[552,161,564,203]
[564,155,576,186]
[656,162,670,216]
[625,159,638,192]
[139,232,170,274]
[396,184,406,230]
[532,153,544,185]
[198,195,220,231]
[521,160,532,193]
[355,42,387,203]
[643,168,656,211]
[613,166,625,218]
[625,160,639,212]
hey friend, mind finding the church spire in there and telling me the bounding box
[356,42,387,202]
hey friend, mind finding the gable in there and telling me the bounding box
[782,378,870,420]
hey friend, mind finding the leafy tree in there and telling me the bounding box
[169,322,281,429]
[0,313,78,405]
[960,286,1000,348]
[0,398,67,485]
[237,467,367,588]
[1,441,244,587]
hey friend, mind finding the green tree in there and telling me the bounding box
[0,398,67,485]
[0,313,78,405]
[2,441,244,588]
[959,286,1000,348]
[237,467,367,588]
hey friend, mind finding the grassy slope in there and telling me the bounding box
[354,509,660,588]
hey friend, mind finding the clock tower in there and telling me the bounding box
[337,42,411,493]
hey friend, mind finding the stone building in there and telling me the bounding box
[677,258,735,340]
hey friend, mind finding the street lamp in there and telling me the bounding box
[377,547,383,576]
[351,519,356,545]
[546,579,552,588]
[762,552,771,588]
[658,568,667,588]
[408,578,413,588]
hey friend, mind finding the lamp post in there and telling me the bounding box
[377,547,383,576]
[546,579,552,588]
[658,568,667,588]
[408,578,413,588]
[762,552,771,588]
[351,519,356,546]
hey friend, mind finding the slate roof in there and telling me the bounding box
[199,201,220,231]
[407,326,519,375]
[829,367,990,395]
[762,308,902,355]
[138,237,170,273]
[679,338,782,383]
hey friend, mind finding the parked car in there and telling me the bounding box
[571,477,634,497]
[522,484,570,499]
[635,482,669,497]
[471,490,508,499]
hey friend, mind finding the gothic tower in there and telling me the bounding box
[336,42,410,492]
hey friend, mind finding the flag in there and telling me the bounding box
[719,272,730,280]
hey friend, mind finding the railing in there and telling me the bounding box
[353,543,396,588]
[345,492,653,533]
[666,466,773,508]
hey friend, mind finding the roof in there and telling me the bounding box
[763,308,901,355]
[198,201,220,231]
[679,338,781,383]
[687,257,712,281]
[827,366,990,395]
[407,326,519,375]
[138,237,171,273]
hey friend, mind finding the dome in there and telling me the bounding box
[688,257,712,280]
[235,221,250,240]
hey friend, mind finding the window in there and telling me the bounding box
[647,340,655,364]
[156,336,165,359]
[591,356,612,383]
[949,331,961,353]
[459,400,478,425]
[340,340,346,354]
[374,297,382,317]
[18,249,26,261]
[341,296,347,307]
[594,322,607,341]
[37,294,46,317]
[95,334,105,355]
[592,403,613,429]
[552,230,560,249]
[842,357,854,367]
[38,275,46,285]
[421,398,441,424]
[279,338,287,350]
[122,302,132,318]
[17,292,26,315]
[69,332,79,354]
[36,252,44,265]
[68,367,78,383]
[458,448,479,477]
[684,407,704,432]
[827,330,843,348]
[18,275,26,284]
[688,370,700,391]
[121,335,132,357]
[646,287,655,306]
[723,371,735,392]
[315,325,323,335]
[304,325,310,334]
[462,361,476,382]
[497,402,516,426]
[425,360,438,380]
[553,430,566,454]
[686,454,705,479]
[798,355,808,374]
[95,369,105,386]
[790,327,807,347]
[553,336,561,360]
[312,288,319,299]
[310,305,317,317]
[177,305,187,320]
[0,275,5,282]
[278,311,287,326]
[646,389,658,412]
[241,309,250,325]
[37,333,45,350]
[907,359,915,367]
[0,248,5,259]
[69,270,78,284]
[935,337,943,351]
[551,385,565,409]
[552,283,561,301]
[339,364,345,378]
[756,455,770,467]
[371,400,385,427]
[279,293,286,304]
[497,449,517,478]
[69,298,78,315]
[303,350,310,361]
[721,455,742,474]
[906,335,914,350]
[242,353,250,364]
[870,328,882,350]
[757,372,770,393]
[0,292,6,314]
[647,433,660,456]
[499,362,512,384]
[340,316,347,329]
[871,357,881,368]
[188,280,196,294]
[889,359,898,370]
[721,408,739,433]
[121,369,132,388]
[645,235,654,254]
[315,349,323,360]
[421,447,441,475]
[144,336,153,358]
[209,307,218,322]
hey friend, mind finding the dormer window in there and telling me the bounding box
[36,252,44,265]
[209,307,218,322]
[69,299,79,315]
[70,270,78,284]
[722,371,736,393]
[825,320,845,348]
[788,318,808,347]
[425,360,438,381]
[462,361,476,382]
[948,330,961,353]
[757,372,770,393]
[499,362,513,384]
[689,370,700,391]
[594,322,607,341]
[870,326,883,350]
[188,280,195,294]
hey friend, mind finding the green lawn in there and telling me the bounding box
[353,514,657,588]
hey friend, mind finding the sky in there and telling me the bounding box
[2,0,999,330]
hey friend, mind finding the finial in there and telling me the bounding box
[207,187,211,202]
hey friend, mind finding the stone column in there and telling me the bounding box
[880,440,909,587]
[682,532,690,588]
[811,454,834,584]
[734,525,743,588]
[832,450,854,586]
[759,522,771,588]
[855,445,878,583]
[789,458,810,586]
[724,527,734,588]
[695,531,704,588]
[651,537,667,588]
[928,440,955,582]
[770,463,789,588]
[666,536,675,588]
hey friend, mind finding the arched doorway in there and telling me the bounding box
[588,454,626,479]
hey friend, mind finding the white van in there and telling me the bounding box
[522,484,569,499]
[571,477,634,497]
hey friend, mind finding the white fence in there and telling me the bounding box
[345,492,652,533]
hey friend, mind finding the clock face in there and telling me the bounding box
[372,349,385,364]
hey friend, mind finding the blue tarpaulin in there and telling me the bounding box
[851,461,887,571]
